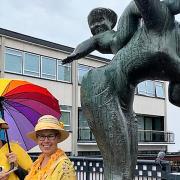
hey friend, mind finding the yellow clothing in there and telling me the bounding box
[25,148,76,180]
[0,142,33,180]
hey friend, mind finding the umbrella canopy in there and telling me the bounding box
[0,79,61,151]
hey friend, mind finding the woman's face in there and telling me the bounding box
[36,129,60,156]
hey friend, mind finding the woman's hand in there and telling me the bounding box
[6,152,17,165]
[0,170,9,180]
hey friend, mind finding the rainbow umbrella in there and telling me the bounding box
[0,79,61,151]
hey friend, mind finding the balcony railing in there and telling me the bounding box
[29,154,172,180]
[78,128,174,144]
[138,130,174,143]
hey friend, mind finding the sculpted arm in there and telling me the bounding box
[134,0,167,31]
[116,1,141,49]
[62,37,97,64]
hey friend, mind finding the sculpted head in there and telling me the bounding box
[88,7,117,35]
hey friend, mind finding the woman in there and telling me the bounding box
[25,115,76,180]
[0,118,32,180]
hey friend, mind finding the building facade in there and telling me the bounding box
[0,28,174,156]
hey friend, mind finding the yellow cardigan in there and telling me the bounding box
[25,149,76,180]
[0,142,33,180]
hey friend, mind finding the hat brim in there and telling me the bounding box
[27,129,69,143]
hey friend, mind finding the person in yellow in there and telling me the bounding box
[0,118,33,180]
[25,115,76,180]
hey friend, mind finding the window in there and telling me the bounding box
[61,110,71,131]
[60,105,72,131]
[57,60,71,82]
[41,56,56,80]
[24,53,40,77]
[137,115,164,142]
[4,49,72,84]
[146,81,155,96]
[78,64,92,84]
[137,80,164,98]
[137,80,155,97]
[137,81,146,95]
[5,48,23,74]
[155,82,165,98]
[78,109,95,141]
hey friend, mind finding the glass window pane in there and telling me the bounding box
[24,53,40,77]
[61,111,70,131]
[5,48,23,74]
[152,116,164,131]
[155,82,165,98]
[137,115,145,142]
[41,57,56,80]
[137,81,146,95]
[146,80,155,96]
[80,129,91,140]
[137,116,144,130]
[79,110,91,140]
[78,64,92,84]
[144,117,152,130]
[138,81,155,97]
[58,61,71,82]
[79,110,89,127]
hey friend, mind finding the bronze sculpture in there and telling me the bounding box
[63,0,180,179]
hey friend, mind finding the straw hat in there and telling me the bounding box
[0,118,9,129]
[27,115,69,143]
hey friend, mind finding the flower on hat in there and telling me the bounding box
[59,122,64,129]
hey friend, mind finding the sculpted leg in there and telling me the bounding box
[81,69,136,180]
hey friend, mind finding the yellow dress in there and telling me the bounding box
[25,148,76,180]
[0,142,33,180]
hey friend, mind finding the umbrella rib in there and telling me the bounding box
[3,102,29,150]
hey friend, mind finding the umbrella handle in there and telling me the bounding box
[5,129,11,153]
[4,130,15,170]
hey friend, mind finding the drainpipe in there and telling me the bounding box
[0,36,5,78]
[71,60,78,156]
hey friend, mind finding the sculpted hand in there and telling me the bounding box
[62,57,73,64]
[62,53,79,64]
